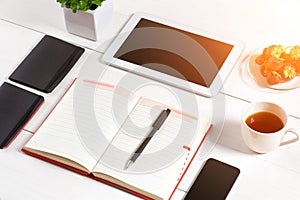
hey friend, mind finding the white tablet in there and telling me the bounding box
[103,13,244,97]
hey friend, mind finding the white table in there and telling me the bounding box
[1,0,300,199]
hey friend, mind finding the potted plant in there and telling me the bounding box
[57,0,113,41]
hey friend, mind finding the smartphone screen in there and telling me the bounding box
[184,158,240,200]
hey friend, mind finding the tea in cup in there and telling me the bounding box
[241,102,299,153]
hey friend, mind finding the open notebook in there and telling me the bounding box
[22,79,212,200]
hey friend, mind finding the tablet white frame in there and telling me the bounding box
[103,13,244,97]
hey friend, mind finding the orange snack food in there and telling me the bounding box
[255,45,300,85]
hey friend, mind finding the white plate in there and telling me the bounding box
[245,49,300,90]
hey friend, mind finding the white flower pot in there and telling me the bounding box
[63,0,113,41]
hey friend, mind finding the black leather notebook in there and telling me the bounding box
[0,82,44,148]
[9,35,84,93]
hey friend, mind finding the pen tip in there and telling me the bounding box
[124,160,133,170]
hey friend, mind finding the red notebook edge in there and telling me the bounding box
[92,175,154,200]
[168,124,213,200]
[21,148,89,176]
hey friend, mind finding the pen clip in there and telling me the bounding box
[153,108,171,129]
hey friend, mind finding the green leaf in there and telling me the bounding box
[92,0,101,5]
[56,0,106,13]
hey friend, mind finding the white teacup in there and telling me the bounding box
[241,102,299,153]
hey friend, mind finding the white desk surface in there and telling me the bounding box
[1,0,300,199]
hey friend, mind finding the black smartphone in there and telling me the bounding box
[184,158,240,200]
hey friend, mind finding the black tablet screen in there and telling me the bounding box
[114,19,233,87]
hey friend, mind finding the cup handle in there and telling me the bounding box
[280,128,299,146]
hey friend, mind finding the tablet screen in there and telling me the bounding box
[114,18,233,87]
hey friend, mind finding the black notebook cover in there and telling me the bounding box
[9,35,84,93]
[0,82,44,148]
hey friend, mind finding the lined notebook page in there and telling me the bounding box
[25,79,141,172]
[93,98,211,199]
